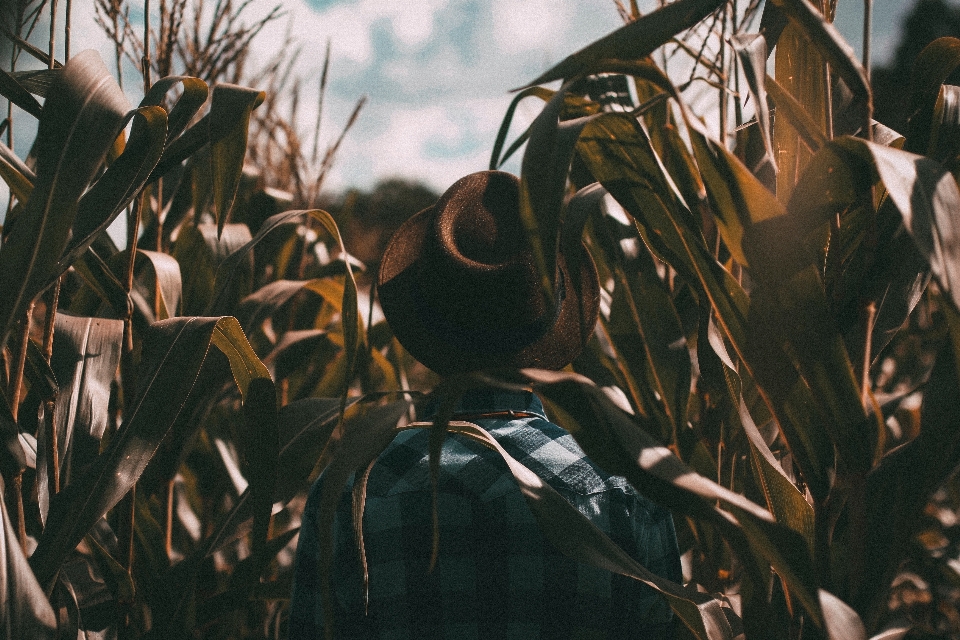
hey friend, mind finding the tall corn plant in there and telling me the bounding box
[0,1,393,637]
[475,0,960,637]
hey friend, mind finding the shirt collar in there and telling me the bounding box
[419,387,548,421]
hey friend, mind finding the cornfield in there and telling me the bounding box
[1,0,960,638]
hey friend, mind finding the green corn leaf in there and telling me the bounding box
[764,74,827,153]
[576,111,835,500]
[0,50,130,348]
[490,86,554,169]
[57,104,168,278]
[0,66,43,118]
[208,83,266,235]
[819,590,866,640]
[769,0,870,133]
[29,316,270,591]
[906,37,960,154]
[39,314,124,524]
[732,34,777,175]
[519,0,724,89]
[140,75,209,142]
[10,69,59,98]
[174,222,253,315]
[0,477,57,638]
[524,370,822,624]
[0,141,35,203]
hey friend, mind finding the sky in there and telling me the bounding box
[3,0,920,200]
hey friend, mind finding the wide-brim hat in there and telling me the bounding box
[377,170,600,375]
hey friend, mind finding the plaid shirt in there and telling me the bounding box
[289,388,681,639]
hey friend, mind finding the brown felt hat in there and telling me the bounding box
[377,170,600,375]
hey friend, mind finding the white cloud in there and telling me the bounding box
[255,2,373,69]
[389,1,447,50]
[326,95,529,193]
[491,0,575,55]
[258,0,451,69]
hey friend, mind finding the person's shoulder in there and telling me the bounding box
[492,418,635,496]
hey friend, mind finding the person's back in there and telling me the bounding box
[290,388,680,639]
[289,172,682,639]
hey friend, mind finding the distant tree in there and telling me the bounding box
[325,178,439,268]
[873,0,960,133]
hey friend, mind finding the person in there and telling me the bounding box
[289,170,682,639]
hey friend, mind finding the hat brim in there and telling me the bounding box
[377,205,600,375]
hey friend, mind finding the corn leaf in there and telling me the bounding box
[819,138,960,310]
[134,249,183,321]
[732,34,777,175]
[819,590,866,640]
[236,279,320,331]
[577,185,690,440]
[243,378,278,570]
[208,83,265,234]
[312,401,412,639]
[70,248,132,319]
[490,86,554,170]
[0,477,57,638]
[521,84,601,293]
[432,419,736,640]
[0,141,34,203]
[38,314,124,524]
[576,111,835,499]
[140,75,209,142]
[700,313,815,545]
[764,74,827,153]
[57,104,168,278]
[0,66,43,118]
[860,299,960,621]
[906,37,960,154]
[928,84,960,165]
[210,209,363,395]
[519,0,724,88]
[207,210,313,315]
[9,69,59,97]
[525,369,822,622]
[770,0,870,132]
[0,391,26,479]
[174,222,252,315]
[29,316,270,590]
[0,50,130,348]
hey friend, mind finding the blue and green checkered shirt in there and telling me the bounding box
[289,388,681,639]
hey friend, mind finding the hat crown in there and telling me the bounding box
[436,171,523,271]
[428,172,547,329]
[377,170,600,375]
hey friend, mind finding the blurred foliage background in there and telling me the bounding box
[2,0,960,638]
